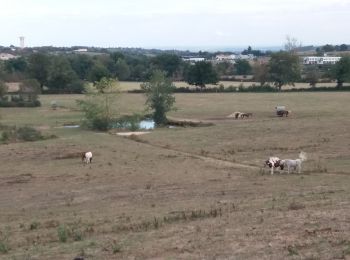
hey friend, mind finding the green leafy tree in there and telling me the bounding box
[322,44,335,52]
[0,80,8,99]
[19,79,41,102]
[268,51,301,90]
[304,67,320,88]
[114,59,131,80]
[47,56,82,93]
[4,57,27,73]
[77,77,119,131]
[141,70,176,125]
[215,61,234,77]
[185,61,218,89]
[151,54,181,77]
[332,56,350,88]
[253,63,269,86]
[69,54,93,80]
[235,59,252,75]
[88,61,110,82]
[27,53,51,90]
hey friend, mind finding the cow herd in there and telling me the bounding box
[264,152,307,174]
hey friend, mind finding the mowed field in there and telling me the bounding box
[0,92,350,259]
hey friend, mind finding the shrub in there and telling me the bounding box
[16,127,43,141]
[29,221,40,230]
[57,225,68,243]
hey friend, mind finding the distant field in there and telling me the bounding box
[119,81,349,91]
[0,92,350,259]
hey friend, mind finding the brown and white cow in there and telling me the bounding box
[264,157,284,175]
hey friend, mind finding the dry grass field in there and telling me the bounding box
[0,92,350,259]
[118,81,350,91]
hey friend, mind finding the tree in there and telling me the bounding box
[0,80,8,99]
[88,61,110,82]
[332,56,350,88]
[151,54,181,78]
[235,60,252,75]
[215,61,234,77]
[284,35,302,53]
[322,44,335,52]
[141,70,176,125]
[185,61,218,89]
[304,67,320,88]
[4,57,27,73]
[27,53,51,90]
[47,56,82,93]
[77,77,120,131]
[253,63,269,86]
[339,44,348,52]
[268,51,301,90]
[114,59,131,80]
[69,54,93,80]
[19,79,41,102]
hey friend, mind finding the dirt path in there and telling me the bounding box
[121,134,259,171]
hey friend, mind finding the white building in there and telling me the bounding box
[74,48,88,52]
[0,53,18,60]
[303,56,341,65]
[182,57,206,63]
[215,54,236,62]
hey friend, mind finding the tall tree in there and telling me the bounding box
[253,63,269,86]
[284,35,302,53]
[77,77,120,131]
[114,59,131,80]
[88,61,110,82]
[4,57,27,73]
[185,61,218,89]
[268,51,301,90]
[332,56,350,88]
[304,67,320,88]
[27,53,51,90]
[47,56,81,92]
[141,70,176,125]
[0,80,8,99]
[235,60,252,75]
[151,54,181,78]
[69,54,93,80]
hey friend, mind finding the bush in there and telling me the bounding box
[1,126,44,143]
[0,100,41,107]
[57,225,68,243]
[16,127,43,141]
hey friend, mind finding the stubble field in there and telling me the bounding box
[0,92,350,259]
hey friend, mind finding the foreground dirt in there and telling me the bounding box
[1,132,350,260]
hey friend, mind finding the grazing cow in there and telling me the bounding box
[264,157,283,175]
[276,110,291,117]
[81,151,92,164]
[280,152,307,174]
[240,112,253,119]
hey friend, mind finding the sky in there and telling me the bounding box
[1,0,350,50]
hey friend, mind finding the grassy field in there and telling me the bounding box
[118,81,350,91]
[0,92,350,259]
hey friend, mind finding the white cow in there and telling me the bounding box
[81,151,93,164]
[280,152,307,174]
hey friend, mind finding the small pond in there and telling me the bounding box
[139,120,155,130]
[112,119,155,130]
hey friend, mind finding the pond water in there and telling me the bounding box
[112,119,155,130]
[139,120,155,129]
[63,125,80,128]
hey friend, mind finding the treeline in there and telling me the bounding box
[1,47,350,94]
[0,52,188,93]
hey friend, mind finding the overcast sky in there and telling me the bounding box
[1,0,350,50]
